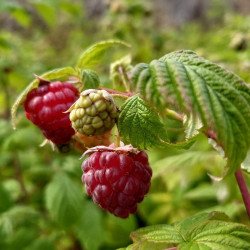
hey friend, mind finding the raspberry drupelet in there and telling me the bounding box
[81,146,152,218]
[24,80,79,144]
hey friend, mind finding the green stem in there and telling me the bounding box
[235,169,250,219]
[118,65,131,92]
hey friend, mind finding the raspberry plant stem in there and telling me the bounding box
[235,169,250,219]
[118,65,131,92]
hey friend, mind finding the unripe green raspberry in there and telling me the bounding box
[69,89,119,135]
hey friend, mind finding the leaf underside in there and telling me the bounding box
[128,212,250,250]
[129,50,250,175]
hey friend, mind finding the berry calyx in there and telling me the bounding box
[24,78,79,144]
[81,145,152,218]
[69,89,119,136]
[74,130,112,153]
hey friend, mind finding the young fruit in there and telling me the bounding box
[24,78,79,144]
[81,145,152,218]
[69,89,119,136]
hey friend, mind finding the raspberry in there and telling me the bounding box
[81,145,152,218]
[24,79,79,144]
[69,89,119,136]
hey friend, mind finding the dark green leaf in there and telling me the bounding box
[129,50,250,175]
[11,67,76,129]
[118,95,168,148]
[76,202,105,250]
[81,69,100,90]
[76,40,130,69]
[24,237,54,250]
[0,184,13,213]
[45,172,84,227]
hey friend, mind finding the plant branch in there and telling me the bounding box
[235,169,250,219]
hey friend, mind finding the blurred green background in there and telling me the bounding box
[0,0,250,249]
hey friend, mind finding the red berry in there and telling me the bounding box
[24,81,79,144]
[81,149,152,218]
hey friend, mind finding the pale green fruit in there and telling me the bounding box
[69,89,119,135]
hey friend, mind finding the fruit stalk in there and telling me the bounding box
[118,65,131,92]
[235,169,250,219]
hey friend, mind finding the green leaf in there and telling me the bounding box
[11,67,76,129]
[10,8,31,27]
[242,149,250,173]
[118,95,168,148]
[81,69,100,90]
[76,40,130,69]
[6,227,38,250]
[24,237,54,250]
[123,240,170,250]
[129,50,250,175]
[33,3,56,27]
[0,183,13,213]
[184,113,203,138]
[152,150,225,178]
[0,206,39,236]
[76,202,105,250]
[129,212,250,250]
[45,172,84,227]
[105,214,137,247]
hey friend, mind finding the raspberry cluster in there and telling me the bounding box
[70,89,119,136]
[24,80,79,144]
[81,147,152,218]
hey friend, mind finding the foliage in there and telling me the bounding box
[126,212,250,249]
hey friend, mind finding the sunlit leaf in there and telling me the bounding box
[130,50,250,175]
[129,212,250,249]
[76,40,130,69]
[33,3,56,27]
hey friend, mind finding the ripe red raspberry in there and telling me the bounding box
[81,145,152,218]
[24,79,79,144]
